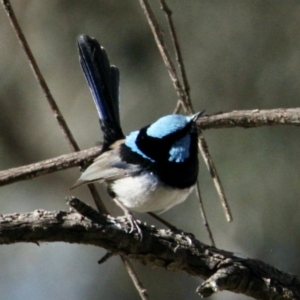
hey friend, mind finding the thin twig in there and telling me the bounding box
[139,0,232,222]
[67,196,107,224]
[160,0,191,103]
[147,212,177,230]
[98,252,114,264]
[121,256,149,300]
[172,100,182,114]
[87,183,108,214]
[195,181,215,246]
[197,137,232,221]
[138,0,191,114]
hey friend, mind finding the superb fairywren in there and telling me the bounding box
[73,35,203,216]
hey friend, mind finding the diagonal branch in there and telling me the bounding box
[0,202,299,300]
[1,0,79,152]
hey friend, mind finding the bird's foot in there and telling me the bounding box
[113,197,143,240]
[125,211,143,240]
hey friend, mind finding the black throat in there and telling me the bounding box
[119,127,199,189]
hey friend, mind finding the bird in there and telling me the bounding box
[73,34,203,228]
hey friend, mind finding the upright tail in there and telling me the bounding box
[77,35,124,151]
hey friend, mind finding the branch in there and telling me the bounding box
[0,202,299,300]
[0,146,102,187]
[197,108,300,129]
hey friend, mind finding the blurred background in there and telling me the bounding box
[1,1,300,299]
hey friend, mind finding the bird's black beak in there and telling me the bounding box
[191,111,205,122]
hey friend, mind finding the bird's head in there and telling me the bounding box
[125,112,203,163]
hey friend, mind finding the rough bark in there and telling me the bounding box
[0,199,299,300]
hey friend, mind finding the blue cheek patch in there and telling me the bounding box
[169,134,191,163]
[147,115,190,138]
[125,131,155,162]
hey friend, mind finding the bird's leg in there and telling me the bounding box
[113,197,143,240]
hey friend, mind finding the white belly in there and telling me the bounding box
[111,172,194,213]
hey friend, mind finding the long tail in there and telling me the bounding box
[77,35,124,151]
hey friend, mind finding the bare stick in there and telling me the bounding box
[98,252,114,264]
[67,196,107,223]
[195,181,215,246]
[199,120,233,221]
[160,0,191,103]
[172,100,182,114]
[147,212,177,230]
[121,256,149,300]
[197,136,232,222]
[139,0,191,114]
[139,0,232,222]
[87,183,108,214]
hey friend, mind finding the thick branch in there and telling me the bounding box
[0,207,299,299]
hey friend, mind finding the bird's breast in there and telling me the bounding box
[111,172,194,213]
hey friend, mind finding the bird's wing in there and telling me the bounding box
[71,145,140,189]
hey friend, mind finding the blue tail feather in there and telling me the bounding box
[77,35,124,150]
[109,66,121,128]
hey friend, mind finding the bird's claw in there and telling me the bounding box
[113,197,143,240]
[125,212,143,240]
